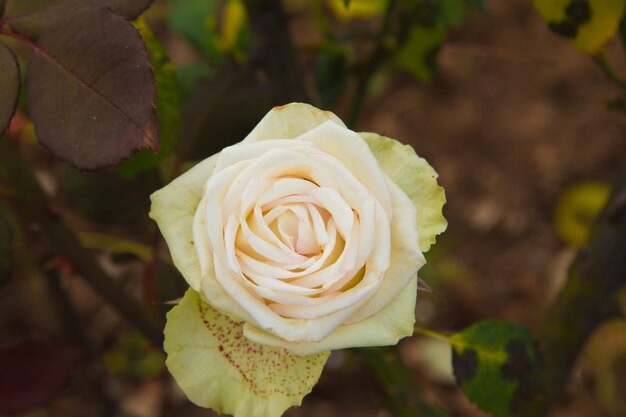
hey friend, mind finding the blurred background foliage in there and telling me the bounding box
[1,0,626,416]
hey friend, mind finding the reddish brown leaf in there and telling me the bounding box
[0,340,84,415]
[26,7,158,170]
[0,41,19,137]
[5,0,154,38]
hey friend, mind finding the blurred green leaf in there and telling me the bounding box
[396,24,445,81]
[78,232,151,261]
[103,334,164,379]
[117,18,180,178]
[64,169,156,224]
[396,0,465,81]
[167,0,249,63]
[534,0,626,53]
[554,181,610,248]
[451,320,540,417]
[585,320,626,416]
[327,0,386,20]
[167,0,220,62]
[315,49,349,108]
[176,63,213,101]
[0,212,12,285]
[26,7,158,170]
[0,42,19,137]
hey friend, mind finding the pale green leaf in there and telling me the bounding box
[360,132,447,252]
[554,181,610,247]
[165,289,329,417]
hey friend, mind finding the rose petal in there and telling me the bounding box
[164,289,329,417]
[345,177,425,323]
[242,276,419,356]
[298,121,393,216]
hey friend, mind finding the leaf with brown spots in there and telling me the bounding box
[164,289,329,417]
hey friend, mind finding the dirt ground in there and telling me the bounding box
[3,0,626,416]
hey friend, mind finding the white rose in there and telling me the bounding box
[150,103,446,417]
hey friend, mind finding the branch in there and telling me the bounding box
[522,162,626,415]
[242,0,308,103]
[347,0,398,128]
[0,139,163,347]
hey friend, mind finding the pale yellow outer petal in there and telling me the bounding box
[243,103,345,142]
[165,289,329,417]
[149,154,220,290]
[243,276,418,356]
[360,132,447,252]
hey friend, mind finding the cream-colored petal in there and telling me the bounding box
[360,132,447,252]
[243,276,418,356]
[149,154,220,290]
[299,121,392,216]
[165,289,329,417]
[243,103,345,143]
[345,177,424,323]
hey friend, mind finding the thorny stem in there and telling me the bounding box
[0,139,164,347]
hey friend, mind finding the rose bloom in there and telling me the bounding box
[150,103,446,417]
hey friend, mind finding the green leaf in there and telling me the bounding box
[0,212,12,284]
[554,181,610,247]
[451,320,540,417]
[0,42,19,137]
[26,7,158,170]
[165,289,329,417]
[117,18,180,178]
[102,334,164,380]
[167,0,220,63]
[176,63,213,101]
[343,0,351,7]
[534,0,626,53]
[315,49,349,108]
[4,0,154,38]
[64,169,155,224]
[396,24,446,81]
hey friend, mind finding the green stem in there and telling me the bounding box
[0,139,163,347]
[414,325,451,343]
[347,0,398,128]
[592,52,626,90]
